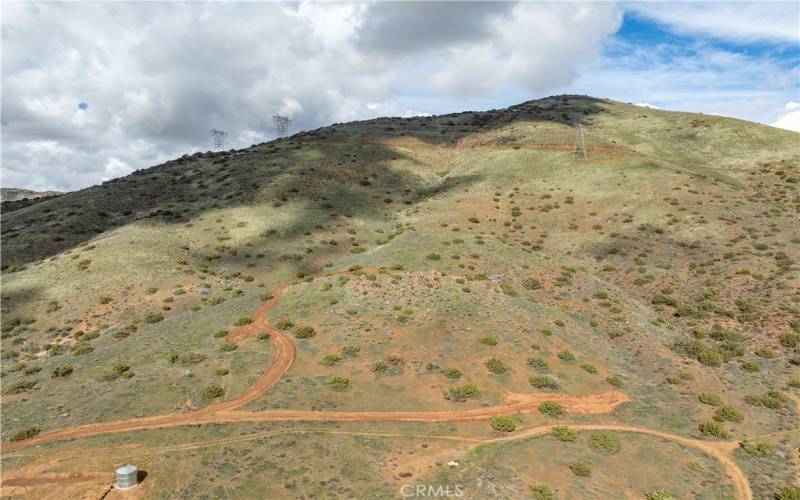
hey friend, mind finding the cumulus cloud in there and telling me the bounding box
[771,101,800,132]
[1,1,625,191]
[626,2,800,43]
[634,103,662,109]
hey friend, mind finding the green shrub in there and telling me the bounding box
[3,379,37,394]
[529,484,555,500]
[275,319,294,330]
[490,415,516,432]
[219,341,237,352]
[698,392,723,406]
[551,426,577,442]
[10,426,41,441]
[539,400,564,417]
[590,431,621,454]
[234,316,252,326]
[480,337,498,346]
[144,312,163,324]
[569,462,591,477]
[580,363,597,374]
[522,278,543,290]
[71,343,94,356]
[293,326,317,339]
[699,420,728,438]
[213,330,229,338]
[326,376,350,391]
[372,361,389,374]
[558,350,575,362]
[606,375,624,387]
[779,332,799,348]
[342,345,360,357]
[321,353,341,366]
[741,361,760,373]
[51,365,73,378]
[101,363,133,382]
[529,375,559,390]
[257,332,270,340]
[738,440,774,457]
[444,384,480,402]
[527,357,548,372]
[714,405,744,423]
[485,358,507,374]
[214,368,230,376]
[202,384,225,399]
[443,368,462,379]
[644,490,677,500]
[426,253,441,261]
[775,486,800,500]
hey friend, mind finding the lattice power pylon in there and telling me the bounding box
[572,124,587,160]
[209,128,227,150]
[273,114,291,138]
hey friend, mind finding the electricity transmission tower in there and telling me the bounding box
[209,128,227,150]
[572,124,587,160]
[273,114,291,138]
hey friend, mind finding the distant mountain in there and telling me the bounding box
[0,187,62,202]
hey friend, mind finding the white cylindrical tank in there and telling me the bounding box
[115,464,138,490]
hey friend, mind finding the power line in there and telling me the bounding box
[273,114,291,138]
[572,124,587,160]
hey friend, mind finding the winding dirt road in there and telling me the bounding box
[0,269,756,499]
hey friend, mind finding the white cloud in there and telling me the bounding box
[432,2,622,95]
[634,102,662,109]
[771,101,800,132]
[626,2,800,43]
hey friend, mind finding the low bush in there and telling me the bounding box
[443,368,462,379]
[738,440,774,457]
[698,392,723,406]
[275,319,294,330]
[293,326,317,339]
[51,365,73,378]
[699,420,728,438]
[3,379,37,394]
[341,344,360,357]
[321,353,341,366]
[202,383,225,399]
[213,330,228,338]
[215,368,230,376]
[644,490,677,500]
[590,431,621,454]
[10,426,41,441]
[326,376,350,391]
[569,462,591,477]
[234,316,252,326]
[485,358,507,374]
[529,484,555,500]
[444,384,480,402]
[101,363,133,382]
[606,375,624,387]
[480,337,498,346]
[527,357,548,372]
[490,415,516,432]
[551,426,577,442]
[539,400,563,417]
[219,341,237,352]
[558,350,575,362]
[713,405,744,423]
[529,375,559,390]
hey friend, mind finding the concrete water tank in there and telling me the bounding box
[115,464,138,490]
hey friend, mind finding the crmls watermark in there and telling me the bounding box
[400,484,465,498]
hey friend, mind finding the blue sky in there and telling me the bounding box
[2,1,798,191]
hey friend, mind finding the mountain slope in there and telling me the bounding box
[1,95,798,499]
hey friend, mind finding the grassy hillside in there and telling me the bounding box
[1,95,798,499]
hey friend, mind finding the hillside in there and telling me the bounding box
[0,188,63,203]
[1,95,798,499]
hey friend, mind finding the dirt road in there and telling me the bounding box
[0,269,754,499]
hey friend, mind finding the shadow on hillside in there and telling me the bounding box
[0,95,606,266]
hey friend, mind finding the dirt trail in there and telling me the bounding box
[0,269,754,500]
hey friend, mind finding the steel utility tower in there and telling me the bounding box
[572,124,587,160]
[273,114,291,138]
[209,129,227,150]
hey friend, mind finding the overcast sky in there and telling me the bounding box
[2,1,798,192]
